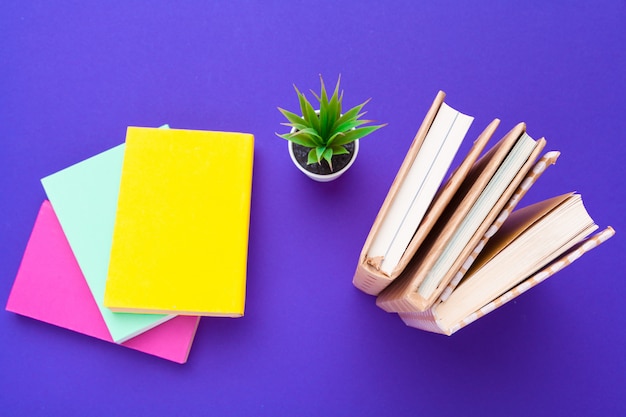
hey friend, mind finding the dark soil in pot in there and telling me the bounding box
[291,142,356,175]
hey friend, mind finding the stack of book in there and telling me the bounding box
[353,91,614,335]
[6,126,254,363]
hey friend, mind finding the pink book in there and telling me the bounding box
[6,200,200,363]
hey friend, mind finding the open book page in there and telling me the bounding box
[366,103,473,275]
[353,91,446,296]
[446,226,614,335]
[388,119,500,278]
[376,124,530,313]
[436,193,597,330]
[398,226,614,335]
[438,151,561,302]
[467,193,573,273]
[417,133,538,298]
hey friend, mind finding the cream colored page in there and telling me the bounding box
[436,194,596,329]
[367,103,473,274]
[468,192,573,273]
[417,133,537,298]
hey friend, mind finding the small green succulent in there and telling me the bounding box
[277,75,386,171]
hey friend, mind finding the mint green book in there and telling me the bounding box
[41,127,174,342]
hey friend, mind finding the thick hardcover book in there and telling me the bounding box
[353,91,496,295]
[398,198,614,335]
[104,127,254,316]
[6,201,199,363]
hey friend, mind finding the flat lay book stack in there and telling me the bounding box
[6,126,254,363]
[353,91,614,335]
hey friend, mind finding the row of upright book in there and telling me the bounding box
[353,91,614,335]
[7,125,254,363]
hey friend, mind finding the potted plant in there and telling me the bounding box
[277,75,386,182]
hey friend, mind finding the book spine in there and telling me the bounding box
[398,309,448,335]
[376,282,427,312]
[353,91,445,296]
[439,151,560,302]
[352,264,392,296]
[447,226,615,335]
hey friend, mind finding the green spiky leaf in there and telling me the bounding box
[295,86,320,133]
[333,119,373,136]
[330,145,349,155]
[319,76,329,139]
[315,146,325,163]
[331,100,370,132]
[307,149,318,165]
[290,127,323,141]
[278,107,307,127]
[322,147,334,170]
[275,132,317,148]
[331,125,387,147]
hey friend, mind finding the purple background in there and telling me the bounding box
[1,2,625,416]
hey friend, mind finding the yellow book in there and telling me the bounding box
[104,127,254,316]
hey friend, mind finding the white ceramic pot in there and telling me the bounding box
[288,139,359,182]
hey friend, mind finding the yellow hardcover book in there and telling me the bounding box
[104,127,254,316]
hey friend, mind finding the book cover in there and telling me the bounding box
[399,215,614,335]
[5,201,200,363]
[353,91,493,295]
[104,127,254,316]
[41,141,173,343]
